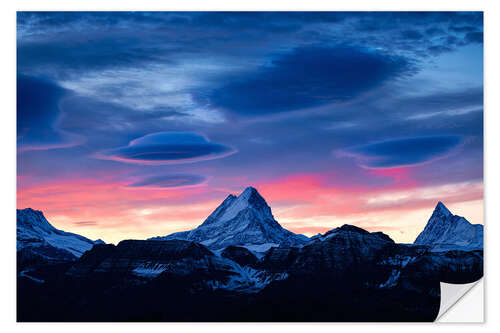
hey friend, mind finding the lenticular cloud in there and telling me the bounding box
[96,132,236,165]
[340,136,463,168]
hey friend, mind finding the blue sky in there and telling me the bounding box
[17,12,484,243]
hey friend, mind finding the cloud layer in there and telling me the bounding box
[97,132,236,165]
[16,12,483,244]
[127,174,206,188]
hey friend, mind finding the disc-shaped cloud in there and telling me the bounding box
[341,136,463,169]
[127,174,206,188]
[97,132,236,165]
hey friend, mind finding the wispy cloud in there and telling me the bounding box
[126,174,207,188]
[72,221,98,226]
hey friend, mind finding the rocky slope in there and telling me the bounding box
[414,202,483,251]
[67,239,287,293]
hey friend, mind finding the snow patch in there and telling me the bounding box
[242,243,279,253]
[132,263,169,278]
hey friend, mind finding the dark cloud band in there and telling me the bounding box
[341,136,463,168]
[17,75,81,152]
[206,45,414,115]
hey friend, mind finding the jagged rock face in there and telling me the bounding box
[65,243,119,276]
[17,208,102,260]
[221,246,258,267]
[259,223,483,289]
[17,245,76,272]
[372,244,483,291]
[150,187,308,251]
[414,202,483,250]
[67,239,288,293]
[68,239,227,278]
[261,225,396,275]
[399,249,483,287]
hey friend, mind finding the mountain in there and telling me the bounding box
[150,187,308,251]
[65,223,481,295]
[221,245,259,267]
[262,224,397,274]
[17,200,483,321]
[19,222,482,321]
[413,202,483,251]
[67,239,289,294]
[17,208,104,264]
[68,239,225,278]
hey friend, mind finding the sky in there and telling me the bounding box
[17,12,484,244]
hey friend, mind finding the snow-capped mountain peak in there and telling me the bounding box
[201,186,272,227]
[433,201,452,218]
[17,208,103,259]
[17,208,58,234]
[413,202,483,251]
[150,187,308,251]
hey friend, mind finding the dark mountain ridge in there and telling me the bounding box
[17,190,483,321]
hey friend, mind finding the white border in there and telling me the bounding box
[2,1,498,331]
[438,279,484,322]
